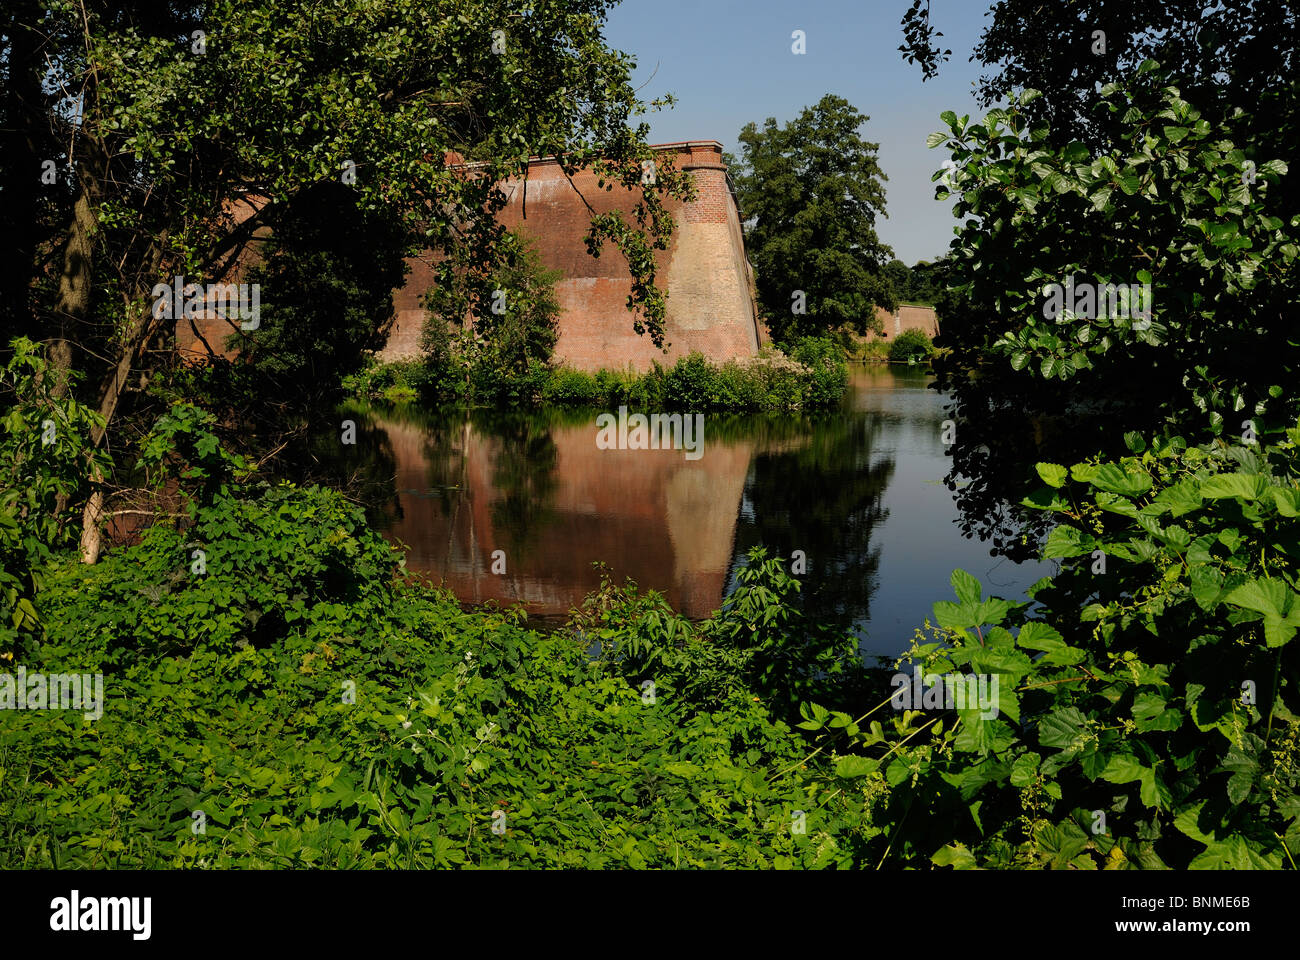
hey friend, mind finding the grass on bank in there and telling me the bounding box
[344,337,850,411]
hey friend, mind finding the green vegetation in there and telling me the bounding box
[840,8,1300,865]
[340,360,421,406]
[931,69,1298,558]
[346,339,848,412]
[234,184,411,408]
[0,340,106,646]
[842,337,891,363]
[8,401,1297,868]
[420,234,563,406]
[798,429,1300,868]
[728,94,896,343]
[4,0,1298,872]
[883,259,953,308]
[887,329,934,364]
[2,479,882,868]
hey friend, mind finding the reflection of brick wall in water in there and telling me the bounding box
[382,141,763,372]
[377,415,753,618]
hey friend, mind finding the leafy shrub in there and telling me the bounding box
[540,366,604,406]
[843,336,892,362]
[789,336,851,405]
[539,346,846,413]
[139,402,252,510]
[802,427,1300,869]
[236,182,410,407]
[575,548,868,721]
[930,76,1298,556]
[660,352,720,409]
[0,339,107,652]
[341,359,420,404]
[41,484,398,659]
[2,489,877,868]
[888,328,934,363]
[420,233,561,405]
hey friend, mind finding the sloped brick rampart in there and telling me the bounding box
[379,141,762,371]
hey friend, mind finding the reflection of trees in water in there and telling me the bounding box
[266,404,401,525]
[936,354,1160,562]
[400,407,559,566]
[322,404,562,569]
[732,411,893,635]
[472,409,559,560]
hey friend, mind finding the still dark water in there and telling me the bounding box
[341,364,1050,658]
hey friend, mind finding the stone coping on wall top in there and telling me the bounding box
[451,141,726,173]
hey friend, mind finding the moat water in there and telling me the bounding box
[340,364,1051,659]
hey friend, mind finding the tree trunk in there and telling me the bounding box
[49,180,95,398]
[79,319,144,564]
[79,229,171,565]
[48,150,101,540]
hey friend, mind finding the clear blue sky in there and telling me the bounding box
[603,0,992,265]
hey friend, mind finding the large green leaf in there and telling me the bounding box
[931,844,977,869]
[1272,487,1300,516]
[1043,524,1091,558]
[1039,707,1089,750]
[1101,753,1145,785]
[1224,578,1300,645]
[1201,473,1269,501]
[1017,622,1085,666]
[1035,462,1068,488]
[950,569,983,606]
[1091,463,1152,497]
[834,755,878,778]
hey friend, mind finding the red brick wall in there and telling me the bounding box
[379,141,762,371]
[174,193,269,361]
[181,147,764,373]
[873,304,941,340]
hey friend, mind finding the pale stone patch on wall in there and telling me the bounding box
[381,141,763,372]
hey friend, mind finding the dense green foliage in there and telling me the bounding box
[234,184,411,408]
[882,258,957,311]
[0,340,106,646]
[968,0,1296,158]
[8,429,1298,869]
[801,426,1300,868]
[1,485,883,868]
[903,0,1300,561]
[928,69,1298,558]
[348,340,848,412]
[341,360,422,406]
[421,234,563,405]
[888,329,934,363]
[730,94,895,342]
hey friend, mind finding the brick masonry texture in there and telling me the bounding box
[379,141,764,371]
[873,303,941,340]
[175,148,938,366]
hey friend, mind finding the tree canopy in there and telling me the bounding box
[729,94,895,344]
[0,0,688,560]
[898,0,1300,557]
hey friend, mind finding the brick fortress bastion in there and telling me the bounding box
[378,140,764,372]
[173,141,937,366]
